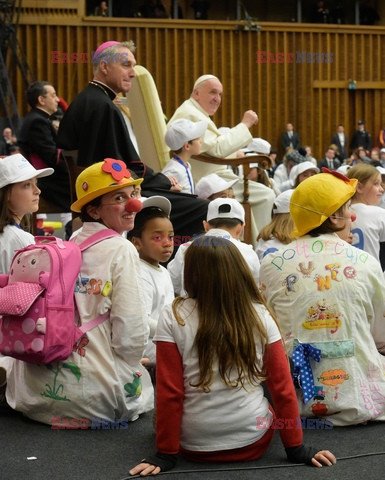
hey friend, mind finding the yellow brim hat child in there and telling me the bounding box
[71,158,143,212]
[290,168,357,238]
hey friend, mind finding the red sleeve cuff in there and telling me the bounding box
[156,341,184,454]
[264,340,303,447]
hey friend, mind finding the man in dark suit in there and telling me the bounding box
[318,147,341,170]
[57,40,208,243]
[350,120,371,152]
[280,123,301,151]
[331,124,348,161]
[18,81,70,211]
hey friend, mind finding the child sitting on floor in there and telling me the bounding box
[128,196,175,366]
[129,237,335,475]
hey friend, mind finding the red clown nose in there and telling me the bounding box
[350,212,356,222]
[125,198,143,213]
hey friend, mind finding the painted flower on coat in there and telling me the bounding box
[102,158,131,183]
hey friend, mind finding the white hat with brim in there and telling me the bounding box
[165,119,208,151]
[206,198,245,223]
[195,173,239,199]
[273,189,294,214]
[0,154,54,189]
[289,161,320,185]
[246,138,271,155]
[140,195,172,216]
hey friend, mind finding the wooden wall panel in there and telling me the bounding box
[6,20,385,159]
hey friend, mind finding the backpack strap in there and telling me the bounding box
[78,311,110,334]
[77,229,121,251]
[75,229,121,334]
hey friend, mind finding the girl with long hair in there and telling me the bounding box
[130,237,335,475]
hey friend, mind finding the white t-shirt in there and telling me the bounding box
[350,203,385,266]
[0,224,35,274]
[154,299,281,451]
[167,229,260,295]
[139,259,174,363]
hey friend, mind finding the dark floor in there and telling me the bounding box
[1,404,385,480]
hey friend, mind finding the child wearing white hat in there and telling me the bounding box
[162,119,208,194]
[279,161,319,192]
[167,198,260,295]
[195,173,238,200]
[0,154,53,273]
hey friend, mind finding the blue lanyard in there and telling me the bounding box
[173,155,194,194]
[12,222,22,229]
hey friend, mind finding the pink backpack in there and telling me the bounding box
[0,230,119,364]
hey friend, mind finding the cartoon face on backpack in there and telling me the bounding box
[9,250,51,285]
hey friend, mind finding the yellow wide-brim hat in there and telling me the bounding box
[290,169,357,238]
[71,158,143,212]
